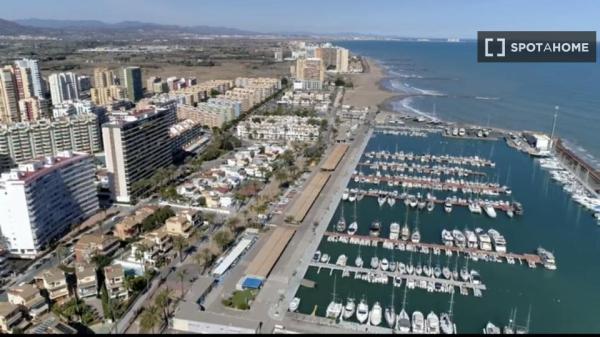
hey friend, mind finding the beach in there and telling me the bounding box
[342,58,398,109]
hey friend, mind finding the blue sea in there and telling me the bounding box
[336,41,600,166]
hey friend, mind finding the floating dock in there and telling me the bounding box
[352,174,508,195]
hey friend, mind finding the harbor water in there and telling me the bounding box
[293,131,600,333]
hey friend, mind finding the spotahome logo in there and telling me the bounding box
[478,31,596,62]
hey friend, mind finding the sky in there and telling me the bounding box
[4,0,600,38]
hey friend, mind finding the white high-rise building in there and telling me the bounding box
[49,72,80,105]
[14,59,43,97]
[0,151,99,258]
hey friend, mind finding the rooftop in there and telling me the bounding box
[104,265,124,280]
[0,151,90,184]
[7,283,40,300]
[36,268,66,284]
[0,302,19,317]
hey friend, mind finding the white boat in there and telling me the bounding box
[369,302,383,326]
[426,311,440,334]
[464,230,478,249]
[347,221,358,236]
[378,193,387,207]
[488,229,507,253]
[406,263,414,275]
[442,266,451,279]
[415,263,423,276]
[411,229,421,243]
[348,189,357,202]
[427,200,435,212]
[506,209,514,218]
[388,196,396,207]
[401,224,410,241]
[468,202,482,214]
[342,189,349,201]
[478,233,493,251]
[441,230,454,246]
[336,254,348,267]
[356,298,369,324]
[289,297,300,312]
[398,262,406,274]
[434,265,442,278]
[483,204,497,218]
[396,309,411,333]
[423,264,432,277]
[451,230,466,248]
[440,291,456,334]
[389,222,401,240]
[371,256,380,269]
[320,253,330,263]
[484,322,501,334]
[380,258,390,271]
[342,298,356,320]
[444,200,453,213]
[412,311,425,333]
[370,221,381,237]
[313,250,321,262]
[537,247,557,270]
[355,247,364,268]
[336,204,347,232]
[326,298,342,319]
[385,304,396,328]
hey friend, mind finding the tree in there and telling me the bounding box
[193,248,213,273]
[176,269,188,299]
[91,254,112,271]
[139,305,160,333]
[56,244,68,264]
[134,243,148,273]
[213,228,234,248]
[155,288,172,325]
[172,235,188,264]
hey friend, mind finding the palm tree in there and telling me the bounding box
[139,305,160,333]
[172,236,187,264]
[176,269,188,299]
[194,248,213,273]
[134,242,148,273]
[154,288,172,325]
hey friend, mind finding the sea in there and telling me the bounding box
[292,41,600,333]
[336,40,600,167]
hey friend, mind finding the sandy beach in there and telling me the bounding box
[342,58,399,109]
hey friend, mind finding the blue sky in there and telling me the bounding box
[4,0,600,38]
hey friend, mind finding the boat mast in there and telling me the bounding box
[550,105,559,150]
[448,288,455,319]
[353,198,358,222]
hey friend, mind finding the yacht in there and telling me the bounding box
[370,221,381,237]
[356,298,369,324]
[452,230,466,248]
[342,188,349,201]
[326,277,343,320]
[388,195,396,207]
[412,311,425,333]
[355,255,364,268]
[468,202,482,214]
[369,302,383,326]
[478,233,493,251]
[406,263,414,275]
[503,308,517,334]
[483,203,497,218]
[389,222,401,240]
[444,199,453,213]
[336,204,347,232]
[441,230,454,246]
[289,297,300,312]
[417,199,427,210]
[380,258,390,271]
[320,253,330,263]
[442,266,451,279]
[426,311,441,334]
[398,262,406,274]
[411,229,421,243]
[409,196,418,208]
[427,200,435,212]
[484,322,501,334]
[342,298,356,320]
[348,189,357,202]
[464,230,478,249]
[423,264,432,277]
[401,224,411,241]
[378,193,387,207]
[336,254,348,267]
[537,247,557,270]
[488,229,507,253]
[371,256,380,269]
[415,263,423,275]
[347,221,358,236]
[506,209,514,218]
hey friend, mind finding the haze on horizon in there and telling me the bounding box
[4,0,600,39]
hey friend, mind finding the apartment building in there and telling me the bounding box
[165,209,202,238]
[48,72,80,105]
[114,206,157,240]
[143,228,172,253]
[91,85,126,106]
[14,59,43,97]
[0,113,101,165]
[236,115,321,143]
[0,152,99,258]
[0,302,25,333]
[0,67,20,124]
[34,268,69,303]
[122,66,143,102]
[291,58,325,90]
[75,264,98,299]
[102,105,175,203]
[7,283,48,319]
[103,265,128,300]
[18,97,49,122]
[74,234,119,263]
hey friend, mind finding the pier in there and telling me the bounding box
[352,174,508,195]
[356,161,488,178]
[555,139,600,196]
[308,261,487,294]
[323,232,543,267]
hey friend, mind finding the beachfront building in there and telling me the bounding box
[74,233,119,264]
[0,113,102,165]
[102,104,176,203]
[7,283,48,319]
[103,265,128,300]
[235,115,321,143]
[291,57,325,91]
[0,152,99,258]
[75,264,98,299]
[34,268,69,303]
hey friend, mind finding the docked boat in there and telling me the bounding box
[452,230,466,248]
[390,260,397,272]
[411,229,421,243]
[478,233,493,251]
[464,230,478,249]
[380,258,390,271]
[355,254,364,268]
[444,199,453,213]
[468,202,482,214]
[356,298,369,324]
[378,193,387,207]
[388,196,396,207]
[289,297,300,312]
[342,298,356,320]
[406,263,414,275]
[409,196,418,208]
[389,222,401,240]
[537,247,557,270]
[401,224,410,241]
[506,208,514,218]
[398,262,406,274]
[484,322,501,334]
[396,308,411,333]
[393,275,402,287]
[412,311,425,334]
[326,277,343,320]
[427,200,435,212]
[369,302,383,326]
[371,256,380,269]
[483,203,497,218]
[342,188,349,201]
[320,253,330,263]
[415,263,423,275]
[488,229,507,253]
[470,270,482,284]
[313,250,321,262]
[336,254,347,267]
[423,264,432,277]
[440,291,456,334]
[370,221,381,237]
[441,230,454,246]
[434,265,442,278]
[347,221,358,236]
[418,199,427,210]
[426,311,440,334]
[385,305,396,328]
[348,189,357,202]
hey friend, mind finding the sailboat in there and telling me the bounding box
[423,252,433,277]
[440,291,457,334]
[401,209,411,241]
[503,308,517,334]
[384,288,396,328]
[355,246,364,268]
[406,252,414,275]
[411,210,421,243]
[484,322,501,334]
[342,297,356,320]
[395,282,411,333]
[442,256,452,280]
[336,203,347,232]
[348,199,358,235]
[412,311,425,333]
[356,297,369,324]
[369,301,383,326]
[326,275,343,320]
[515,306,531,334]
[426,311,441,334]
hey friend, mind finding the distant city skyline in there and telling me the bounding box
[4,0,600,38]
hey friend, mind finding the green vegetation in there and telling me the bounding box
[213,228,234,248]
[172,235,188,263]
[141,206,175,233]
[221,289,257,310]
[210,88,220,98]
[124,274,148,293]
[191,130,242,168]
[139,305,161,333]
[52,298,98,325]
